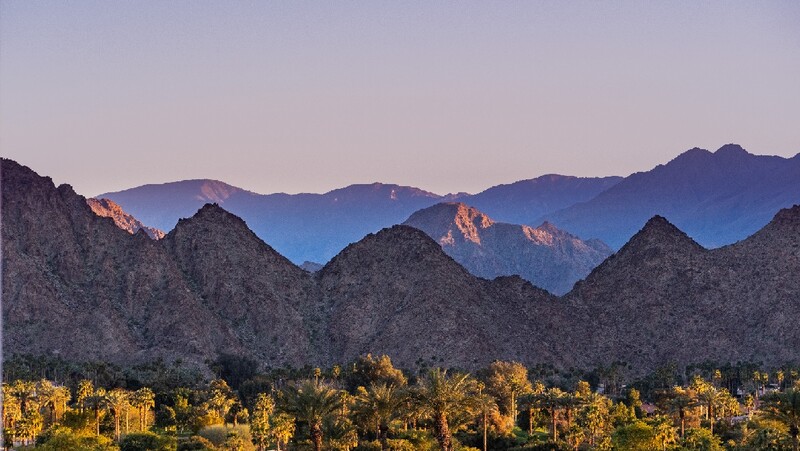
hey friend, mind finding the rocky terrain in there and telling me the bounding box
[403,202,612,294]
[86,197,165,239]
[4,158,800,374]
[542,144,800,248]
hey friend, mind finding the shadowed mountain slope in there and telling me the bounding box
[4,158,800,375]
[403,203,612,294]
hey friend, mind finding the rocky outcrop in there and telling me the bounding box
[87,198,165,239]
[404,203,612,294]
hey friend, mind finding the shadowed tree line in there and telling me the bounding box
[3,354,800,451]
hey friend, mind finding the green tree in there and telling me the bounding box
[760,389,800,451]
[119,431,178,451]
[681,427,723,451]
[280,380,343,451]
[611,420,658,451]
[667,386,697,438]
[484,360,532,426]
[269,412,295,451]
[208,379,237,425]
[106,388,131,441]
[131,387,156,432]
[250,393,275,451]
[352,383,406,449]
[83,388,109,436]
[76,379,95,413]
[413,368,481,451]
[533,387,566,442]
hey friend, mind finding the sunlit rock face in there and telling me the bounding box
[404,202,612,295]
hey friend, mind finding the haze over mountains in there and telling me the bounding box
[540,144,800,248]
[403,203,611,294]
[4,157,800,375]
[99,144,800,269]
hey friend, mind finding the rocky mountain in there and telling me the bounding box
[2,159,321,367]
[564,207,800,371]
[403,203,612,294]
[541,144,800,249]
[4,158,800,375]
[455,175,622,225]
[86,198,165,239]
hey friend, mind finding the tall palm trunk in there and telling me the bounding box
[550,407,558,442]
[484,410,489,451]
[679,409,686,438]
[379,422,389,451]
[114,413,121,441]
[95,407,101,436]
[311,421,323,451]
[434,413,453,451]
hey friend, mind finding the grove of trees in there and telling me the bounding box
[3,354,800,451]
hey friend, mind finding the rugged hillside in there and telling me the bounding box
[403,203,612,294]
[456,175,622,225]
[566,207,800,371]
[5,158,800,375]
[542,144,800,248]
[87,198,165,239]
[317,225,564,368]
[1,159,319,367]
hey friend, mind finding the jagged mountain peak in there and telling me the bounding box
[405,202,494,245]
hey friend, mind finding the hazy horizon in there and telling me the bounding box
[2,2,799,197]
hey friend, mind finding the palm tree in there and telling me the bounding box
[413,368,481,451]
[269,412,296,451]
[760,389,800,451]
[533,387,566,443]
[667,386,696,438]
[83,388,108,436]
[695,385,723,434]
[280,380,344,451]
[2,385,22,444]
[474,390,498,451]
[251,393,275,451]
[130,387,155,432]
[352,383,406,450]
[76,379,94,413]
[649,415,677,451]
[105,388,130,441]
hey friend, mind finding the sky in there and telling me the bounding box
[1,1,799,197]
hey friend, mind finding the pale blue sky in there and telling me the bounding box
[2,1,799,196]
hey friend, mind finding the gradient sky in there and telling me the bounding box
[2,1,799,197]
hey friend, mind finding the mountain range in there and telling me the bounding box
[4,157,800,375]
[539,144,800,248]
[98,144,800,264]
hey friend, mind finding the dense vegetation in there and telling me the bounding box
[2,354,800,451]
